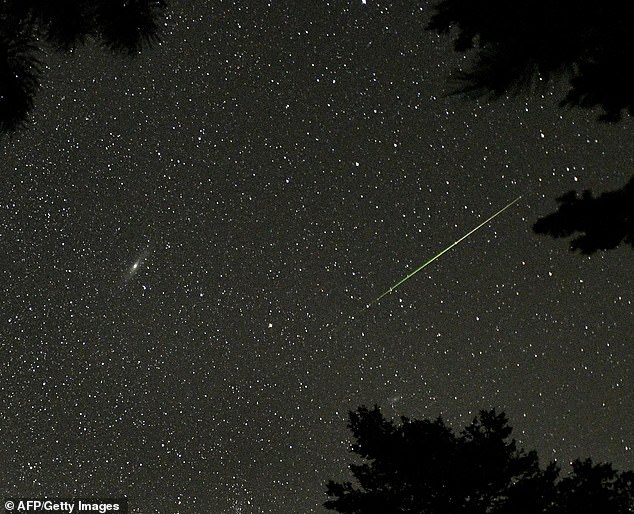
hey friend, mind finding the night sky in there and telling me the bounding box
[2,1,633,513]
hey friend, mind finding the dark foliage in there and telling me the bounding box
[0,13,41,133]
[557,459,634,514]
[427,1,634,254]
[325,405,633,513]
[533,177,634,254]
[427,0,634,122]
[0,0,166,134]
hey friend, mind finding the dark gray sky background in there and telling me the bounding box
[2,2,633,512]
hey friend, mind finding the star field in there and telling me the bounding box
[1,2,633,513]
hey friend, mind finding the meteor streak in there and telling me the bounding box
[368,195,522,307]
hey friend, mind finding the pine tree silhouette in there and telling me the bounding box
[427,0,634,121]
[0,0,165,134]
[427,0,634,254]
[533,178,634,253]
[325,405,634,513]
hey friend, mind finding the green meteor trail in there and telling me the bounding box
[368,195,522,307]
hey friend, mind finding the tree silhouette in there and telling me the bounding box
[426,0,634,122]
[533,177,634,254]
[325,405,633,513]
[0,0,166,134]
[556,459,634,514]
[426,0,634,254]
